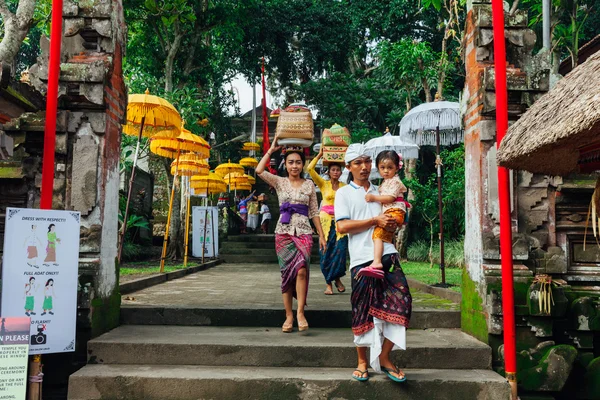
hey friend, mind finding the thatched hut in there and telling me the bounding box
[497,50,600,176]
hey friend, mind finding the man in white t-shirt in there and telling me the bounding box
[335,143,412,383]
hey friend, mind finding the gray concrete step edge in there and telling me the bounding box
[221,254,320,264]
[87,326,491,370]
[68,365,510,400]
[120,306,461,329]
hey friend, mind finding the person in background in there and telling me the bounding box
[306,146,348,295]
[238,190,256,234]
[259,194,271,234]
[256,135,326,333]
[246,195,260,233]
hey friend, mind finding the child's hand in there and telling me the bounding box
[365,194,376,202]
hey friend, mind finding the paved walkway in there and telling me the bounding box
[122,263,459,311]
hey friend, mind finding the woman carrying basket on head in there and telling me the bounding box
[256,134,326,333]
[306,146,348,295]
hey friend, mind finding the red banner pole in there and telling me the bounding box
[261,57,270,154]
[491,1,517,398]
[40,0,64,210]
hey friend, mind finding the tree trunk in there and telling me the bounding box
[0,0,36,64]
[436,34,448,100]
[417,58,433,103]
[428,219,434,268]
[164,24,184,93]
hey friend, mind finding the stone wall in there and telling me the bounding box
[463,1,600,398]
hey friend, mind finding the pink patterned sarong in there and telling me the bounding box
[275,233,312,300]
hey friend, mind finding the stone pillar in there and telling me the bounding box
[27,0,127,336]
[462,0,550,344]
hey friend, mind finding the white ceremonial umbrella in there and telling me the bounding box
[398,100,463,286]
[364,132,419,160]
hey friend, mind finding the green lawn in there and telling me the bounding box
[401,261,462,292]
[120,263,186,276]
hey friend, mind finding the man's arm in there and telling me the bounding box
[365,193,396,204]
[337,214,396,235]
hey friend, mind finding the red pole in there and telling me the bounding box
[40,0,64,210]
[491,1,517,398]
[261,58,270,154]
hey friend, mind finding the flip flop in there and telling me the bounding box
[357,267,384,279]
[324,288,334,295]
[381,366,406,383]
[335,283,346,293]
[352,369,369,382]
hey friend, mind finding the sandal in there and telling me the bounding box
[381,366,406,383]
[352,369,369,382]
[282,318,294,333]
[297,316,309,332]
[356,267,384,279]
[335,282,346,293]
[324,287,333,295]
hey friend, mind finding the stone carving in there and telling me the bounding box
[71,134,98,215]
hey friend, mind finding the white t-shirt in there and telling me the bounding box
[334,181,398,269]
[260,204,271,223]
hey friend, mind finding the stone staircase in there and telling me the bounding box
[220,234,320,264]
[68,283,510,399]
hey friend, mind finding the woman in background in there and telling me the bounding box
[306,147,348,295]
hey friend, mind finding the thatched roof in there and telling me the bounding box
[497,51,600,176]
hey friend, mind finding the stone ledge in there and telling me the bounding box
[119,259,221,295]
[406,278,461,304]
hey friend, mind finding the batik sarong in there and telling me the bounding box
[351,253,412,371]
[275,233,312,300]
[320,220,347,284]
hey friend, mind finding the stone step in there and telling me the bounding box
[88,326,491,370]
[68,365,510,400]
[221,254,320,264]
[120,306,461,329]
[226,234,319,243]
[220,247,320,256]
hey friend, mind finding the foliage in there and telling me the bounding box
[405,145,465,250]
[523,0,599,67]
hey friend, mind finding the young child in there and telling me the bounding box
[361,150,408,277]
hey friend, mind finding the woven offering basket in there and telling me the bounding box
[276,110,314,146]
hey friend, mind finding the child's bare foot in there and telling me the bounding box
[369,262,383,270]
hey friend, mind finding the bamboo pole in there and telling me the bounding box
[118,116,145,263]
[28,354,42,400]
[202,208,208,264]
[184,176,191,267]
[160,143,181,272]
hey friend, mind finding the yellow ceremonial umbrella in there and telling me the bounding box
[242,142,260,152]
[222,172,249,184]
[118,90,182,264]
[230,182,252,191]
[170,155,210,176]
[150,127,211,272]
[239,157,259,168]
[215,160,244,176]
[244,174,256,185]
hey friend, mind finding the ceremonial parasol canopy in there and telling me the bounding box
[244,174,256,185]
[497,51,600,176]
[170,155,209,176]
[242,142,261,152]
[399,101,463,146]
[191,171,227,194]
[215,160,245,177]
[126,89,182,128]
[230,182,252,191]
[364,132,419,160]
[150,128,210,160]
[122,123,179,138]
[239,157,259,168]
[223,172,249,185]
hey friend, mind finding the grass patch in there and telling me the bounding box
[120,264,186,276]
[401,261,462,292]
[406,240,465,268]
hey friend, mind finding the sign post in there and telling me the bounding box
[1,208,80,356]
[192,206,219,259]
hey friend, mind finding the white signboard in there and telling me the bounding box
[192,206,219,258]
[0,317,30,399]
[1,208,80,355]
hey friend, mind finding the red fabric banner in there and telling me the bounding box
[261,58,270,154]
